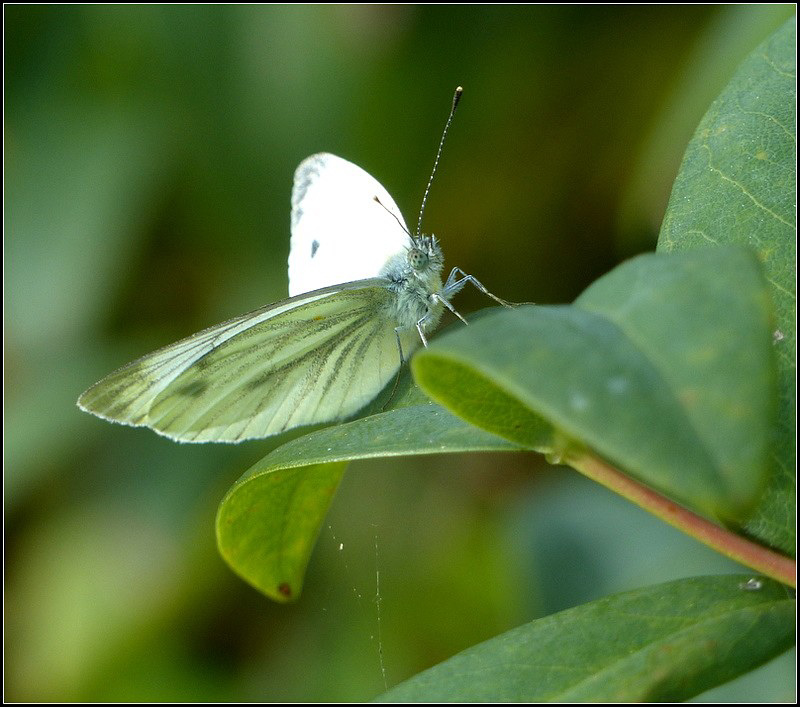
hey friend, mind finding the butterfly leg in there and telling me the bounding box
[430,292,468,325]
[415,298,464,345]
[414,321,429,347]
[443,268,515,308]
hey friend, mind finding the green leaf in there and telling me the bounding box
[376,575,795,702]
[658,18,795,553]
[216,390,520,601]
[413,247,774,522]
[216,459,346,603]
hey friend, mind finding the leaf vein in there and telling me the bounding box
[758,52,795,80]
[738,110,796,144]
[701,145,794,229]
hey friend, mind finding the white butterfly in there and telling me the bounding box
[78,152,507,443]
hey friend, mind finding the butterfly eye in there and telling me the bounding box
[408,248,429,270]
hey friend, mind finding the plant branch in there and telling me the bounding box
[567,451,796,588]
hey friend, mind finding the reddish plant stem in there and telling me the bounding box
[567,451,796,588]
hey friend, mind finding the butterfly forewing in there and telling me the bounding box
[78,280,417,443]
[289,153,412,296]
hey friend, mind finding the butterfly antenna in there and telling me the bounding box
[373,195,412,237]
[415,86,463,238]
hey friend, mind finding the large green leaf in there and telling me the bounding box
[658,18,795,553]
[414,247,774,523]
[376,574,794,702]
[216,383,520,601]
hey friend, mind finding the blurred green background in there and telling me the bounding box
[5,5,795,701]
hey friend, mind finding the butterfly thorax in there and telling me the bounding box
[380,235,446,333]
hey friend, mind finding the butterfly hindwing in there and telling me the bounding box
[78,280,420,443]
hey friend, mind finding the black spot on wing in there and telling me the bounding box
[311,240,319,258]
[177,380,209,397]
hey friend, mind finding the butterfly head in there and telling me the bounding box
[408,235,444,275]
